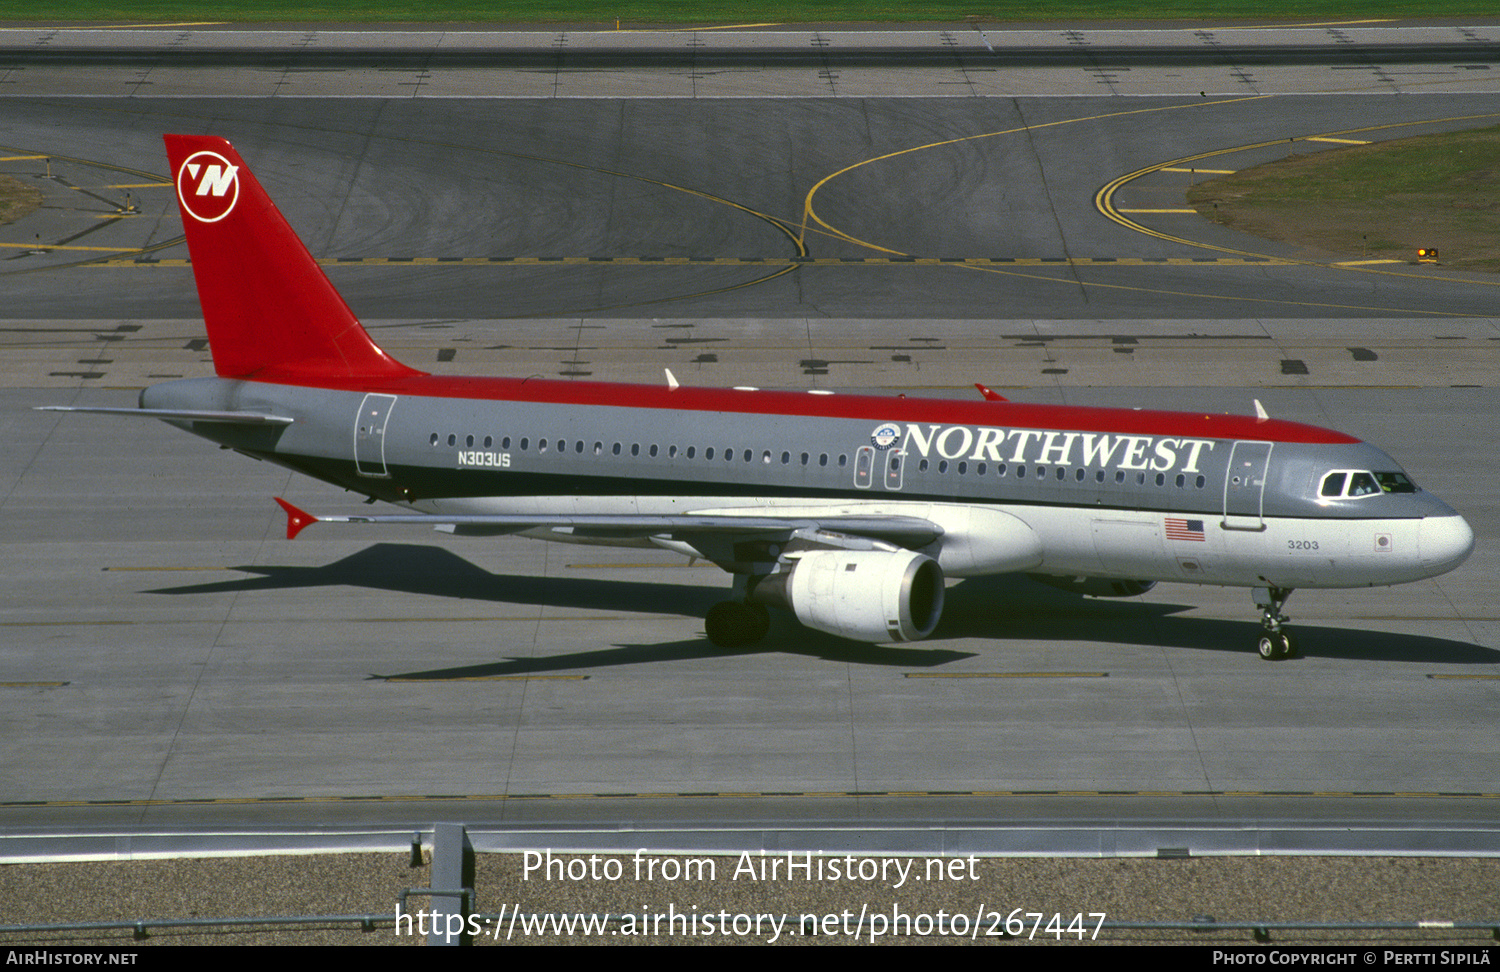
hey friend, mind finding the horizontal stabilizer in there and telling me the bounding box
[37,406,294,425]
[275,497,320,540]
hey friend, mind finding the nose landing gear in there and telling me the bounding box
[1252,586,1298,660]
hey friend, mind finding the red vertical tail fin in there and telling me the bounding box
[164,134,424,382]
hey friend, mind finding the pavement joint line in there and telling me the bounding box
[0,620,133,627]
[102,565,227,571]
[4,789,1497,810]
[92,255,1292,267]
[1,242,143,252]
[379,674,589,682]
[0,616,633,626]
[904,672,1109,678]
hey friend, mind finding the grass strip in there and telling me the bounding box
[1188,125,1500,272]
[0,174,43,228]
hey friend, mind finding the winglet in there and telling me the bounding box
[664,367,680,390]
[974,383,1007,402]
[1253,398,1270,421]
[275,497,318,540]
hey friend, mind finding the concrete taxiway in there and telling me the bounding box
[0,27,1496,839]
[5,95,1500,322]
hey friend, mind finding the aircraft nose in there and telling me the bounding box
[1421,514,1475,574]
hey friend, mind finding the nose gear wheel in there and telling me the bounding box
[1252,586,1298,660]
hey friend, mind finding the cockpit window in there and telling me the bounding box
[1321,469,1416,500]
[1375,471,1417,493]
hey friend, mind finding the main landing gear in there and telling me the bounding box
[705,600,770,648]
[1252,586,1298,661]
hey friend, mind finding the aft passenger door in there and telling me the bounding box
[354,393,397,478]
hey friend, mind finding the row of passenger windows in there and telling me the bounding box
[436,432,851,468]
[433,431,1208,489]
[910,457,1207,489]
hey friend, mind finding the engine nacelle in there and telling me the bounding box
[752,548,944,644]
[1027,574,1157,598]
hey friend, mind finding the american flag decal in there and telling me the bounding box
[1165,517,1206,541]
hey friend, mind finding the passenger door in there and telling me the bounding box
[1222,440,1271,530]
[354,393,397,478]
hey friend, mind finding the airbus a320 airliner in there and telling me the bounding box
[44,135,1474,660]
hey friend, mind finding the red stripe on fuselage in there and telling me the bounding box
[253,372,1359,446]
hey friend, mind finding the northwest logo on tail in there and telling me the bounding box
[176,150,239,223]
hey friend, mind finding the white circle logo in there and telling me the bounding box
[176,150,240,223]
[870,423,901,450]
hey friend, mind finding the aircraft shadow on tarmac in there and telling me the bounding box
[371,635,978,681]
[144,543,978,674]
[145,542,1489,670]
[943,576,1493,665]
[147,542,721,617]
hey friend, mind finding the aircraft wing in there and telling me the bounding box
[274,498,943,548]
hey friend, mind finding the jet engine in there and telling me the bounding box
[751,548,944,643]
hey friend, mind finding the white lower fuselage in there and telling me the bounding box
[421,494,1471,591]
